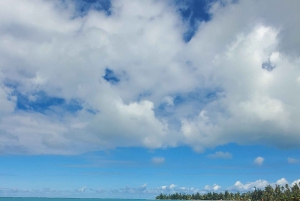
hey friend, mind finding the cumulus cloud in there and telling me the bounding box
[0,0,300,154]
[230,179,269,191]
[213,184,221,191]
[203,184,221,191]
[230,178,300,192]
[254,157,264,166]
[276,178,288,186]
[207,151,232,159]
[292,179,300,186]
[151,157,165,164]
[287,157,300,164]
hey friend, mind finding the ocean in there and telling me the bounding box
[0,199,153,201]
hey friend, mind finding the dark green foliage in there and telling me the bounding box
[155,182,300,201]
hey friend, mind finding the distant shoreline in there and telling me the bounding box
[156,183,300,201]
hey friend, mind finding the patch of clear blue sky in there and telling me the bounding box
[71,0,112,16]
[103,68,120,85]
[175,0,211,41]
[1,144,299,192]
[13,91,83,113]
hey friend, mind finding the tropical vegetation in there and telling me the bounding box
[156,183,300,201]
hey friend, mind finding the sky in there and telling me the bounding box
[0,0,300,198]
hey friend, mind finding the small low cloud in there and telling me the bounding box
[292,179,300,186]
[203,184,221,191]
[77,187,87,193]
[213,184,221,191]
[208,151,232,159]
[287,157,300,164]
[230,179,269,191]
[152,157,165,164]
[254,156,264,166]
[160,184,176,191]
[204,185,210,191]
[276,178,288,186]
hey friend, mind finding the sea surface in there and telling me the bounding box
[0,199,154,201]
[0,199,218,201]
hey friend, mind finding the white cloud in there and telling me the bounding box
[151,157,165,164]
[230,178,300,192]
[276,178,288,186]
[159,184,176,190]
[0,0,300,154]
[208,151,232,159]
[160,186,167,190]
[287,157,300,164]
[254,157,264,166]
[180,0,300,151]
[158,184,178,194]
[203,184,221,191]
[292,179,300,187]
[204,185,210,191]
[213,184,221,191]
[230,179,269,191]
[77,187,87,193]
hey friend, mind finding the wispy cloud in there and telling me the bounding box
[76,187,87,193]
[152,157,165,164]
[208,151,232,159]
[287,157,300,164]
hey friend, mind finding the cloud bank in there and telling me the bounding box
[1,0,300,154]
[1,178,299,198]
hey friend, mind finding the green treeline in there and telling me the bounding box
[156,183,300,201]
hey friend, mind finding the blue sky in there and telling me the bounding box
[0,0,300,198]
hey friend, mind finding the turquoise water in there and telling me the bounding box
[0,199,152,201]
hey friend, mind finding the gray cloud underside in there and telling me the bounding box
[0,0,300,154]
